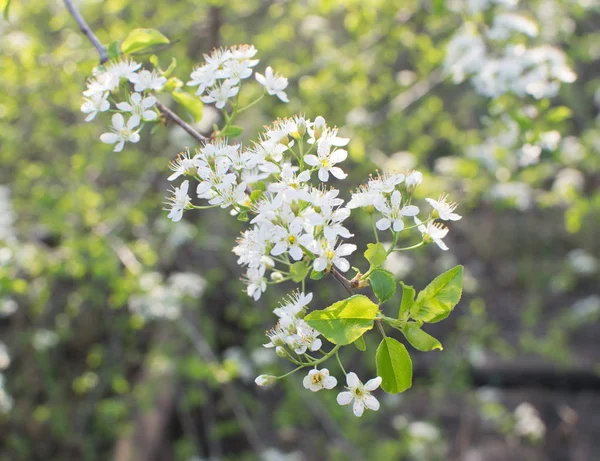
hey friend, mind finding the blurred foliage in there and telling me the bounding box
[0,0,599,460]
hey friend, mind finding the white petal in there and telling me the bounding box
[363,394,380,411]
[336,392,353,406]
[353,399,365,417]
[303,375,312,390]
[346,372,360,388]
[111,113,125,129]
[116,102,133,111]
[304,154,319,166]
[401,205,420,217]
[313,258,327,272]
[114,141,125,152]
[334,257,350,272]
[100,133,119,144]
[364,376,382,391]
[323,376,337,389]
[392,219,405,232]
[289,246,303,261]
[330,149,347,163]
[318,168,329,182]
[310,338,322,351]
[336,243,357,256]
[329,167,347,180]
[376,218,391,231]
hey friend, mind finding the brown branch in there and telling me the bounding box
[63,0,108,64]
[154,99,208,143]
[330,267,356,295]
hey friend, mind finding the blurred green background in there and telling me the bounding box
[1,0,599,460]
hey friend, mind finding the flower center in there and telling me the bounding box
[326,250,335,260]
[288,235,297,244]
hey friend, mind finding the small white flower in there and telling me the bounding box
[415,217,449,251]
[100,113,141,152]
[246,266,267,300]
[128,69,167,92]
[255,374,277,387]
[219,58,255,84]
[286,320,322,354]
[405,170,423,188]
[255,67,289,103]
[83,70,119,97]
[303,368,337,392]
[168,149,203,181]
[201,80,240,109]
[116,92,158,121]
[273,292,313,318]
[425,194,461,221]
[336,372,381,417]
[107,58,142,81]
[81,91,110,121]
[304,140,348,182]
[374,190,420,232]
[271,217,306,261]
[166,180,191,222]
[187,64,218,95]
[313,239,357,273]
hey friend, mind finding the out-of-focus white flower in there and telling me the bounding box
[514,403,546,441]
[255,67,289,102]
[100,113,141,152]
[81,91,110,121]
[488,13,539,41]
[166,180,191,222]
[32,329,59,351]
[336,372,382,417]
[0,298,17,317]
[128,69,167,92]
[303,368,337,392]
[0,375,13,414]
[116,92,157,121]
[567,249,597,275]
[201,80,239,109]
[0,343,10,370]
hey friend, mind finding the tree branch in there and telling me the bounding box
[330,267,356,295]
[63,0,108,64]
[154,99,208,143]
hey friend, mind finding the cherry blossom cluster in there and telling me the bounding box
[444,2,576,99]
[166,115,359,300]
[255,291,383,417]
[187,44,289,106]
[80,57,163,151]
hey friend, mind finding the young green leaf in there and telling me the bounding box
[354,335,366,351]
[310,270,325,280]
[290,261,309,283]
[364,242,386,268]
[375,337,412,394]
[171,91,203,123]
[410,265,463,323]
[107,41,121,60]
[398,282,416,320]
[220,125,244,138]
[121,28,170,55]
[305,295,378,345]
[402,323,443,351]
[369,269,396,303]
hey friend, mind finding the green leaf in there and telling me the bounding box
[107,41,121,60]
[402,323,443,351]
[237,210,248,222]
[354,335,366,351]
[121,28,170,55]
[2,0,11,20]
[310,270,325,280]
[220,125,244,138]
[163,57,177,77]
[546,106,572,123]
[369,269,396,303]
[411,266,463,323]
[376,337,412,394]
[250,189,263,203]
[398,282,416,320]
[364,242,387,268]
[305,295,378,345]
[171,92,203,123]
[290,261,309,283]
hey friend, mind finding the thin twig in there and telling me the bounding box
[154,99,208,143]
[330,268,356,295]
[63,0,108,64]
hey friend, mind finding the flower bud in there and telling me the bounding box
[313,116,325,140]
[296,117,307,137]
[255,374,277,387]
[271,272,285,282]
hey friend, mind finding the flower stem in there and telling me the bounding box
[393,241,425,252]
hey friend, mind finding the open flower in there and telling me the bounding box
[255,67,289,102]
[336,372,381,417]
[304,140,348,182]
[128,69,166,92]
[374,190,419,232]
[303,368,337,392]
[201,80,239,109]
[116,92,158,121]
[425,194,462,221]
[100,113,140,152]
[81,91,110,121]
[166,180,191,222]
[415,217,449,251]
[312,239,357,272]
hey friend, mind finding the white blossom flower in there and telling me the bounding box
[405,170,423,188]
[168,149,203,181]
[268,164,311,200]
[336,372,382,417]
[255,67,289,103]
[100,113,141,152]
[303,368,337,392]
[415,217,449,251]
[271,216,306,261]
[81,91,110,121]
[425,194,462,221]
[312,239,357,272]
[116,92,157,121]
[273,292,313,318]
[246,266,267,300]
[374,190,420,232]
[187,64,218,95]
[201,80,239,109]
[128,69,167,92]
[107,58,141,80]
[219,58,256,84]
[166,180,191,222]
[286,320,322,354]
[304,140,348,182]
[230,44,259,61]
[83,70,119,97]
